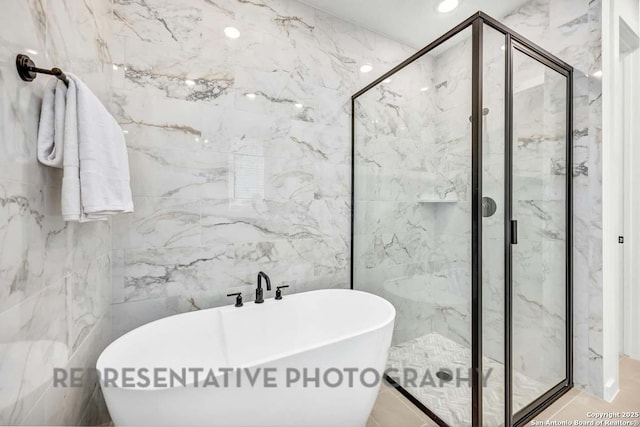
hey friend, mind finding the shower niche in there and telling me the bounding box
[351,12,572,427]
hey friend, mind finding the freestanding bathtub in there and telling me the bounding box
[97,289,396,427]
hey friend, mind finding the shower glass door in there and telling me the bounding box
[352,26,474,427]
[510,43,570,417]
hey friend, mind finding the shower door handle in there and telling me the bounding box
[510,220,518,244]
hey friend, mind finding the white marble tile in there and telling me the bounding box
[106,0,423,354]
[127,147,230,198]
[122,37,234,104]
[45,314,111,426]
[201,197,348,245]
[114,197,201,249]
[112,88,204,136]
[78,382,111,426]
[0,1,114,423]
[19,390,46,426]
[0,181,46,313]
[68,251,110,352]
[123,244,236,303]
[0,279,68,425]
[111,288,229,339]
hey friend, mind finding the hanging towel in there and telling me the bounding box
[60,74,134,222]
[36,79,67,168]
[61,77,81,221]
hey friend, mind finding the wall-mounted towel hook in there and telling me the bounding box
[16,54,69,86]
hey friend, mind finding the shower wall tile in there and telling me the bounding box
[0,0,113,424]
[109,0,416,336]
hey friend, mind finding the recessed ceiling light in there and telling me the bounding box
[420,87,429,92]
[592,70,602,78]
[383,78,392,83]
[360,64,373,73]
[295,103,303,109]
[437,0,459,13]
[25,48,38,55]
[185,79,196,87]
[224,27,240,39]
[246,93,256,99]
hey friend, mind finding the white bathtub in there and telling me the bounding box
[97,289,395,427]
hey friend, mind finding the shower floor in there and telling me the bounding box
[386,332,548,427]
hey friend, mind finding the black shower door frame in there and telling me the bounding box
[350,11,573,427]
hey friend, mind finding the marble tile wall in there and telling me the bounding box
[0,0,114,425]
[107,0,417,338]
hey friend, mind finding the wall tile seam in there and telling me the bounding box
[123,152,354,168]
[29,311,111,424]
[10,311,110,425]
[0,275,58,318]
[16,382,46,425]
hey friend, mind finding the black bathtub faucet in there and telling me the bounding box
[255,271,271,304]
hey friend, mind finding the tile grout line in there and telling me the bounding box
[391,387,432,422]
[542,390,583,420]
[368,415,381,427]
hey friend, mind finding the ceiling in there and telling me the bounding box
[298,0,531,48]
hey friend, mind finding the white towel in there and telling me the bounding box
[62,74,133,222]
[36,79,67,168]
[61,77,81,221]
[60,74,134,222]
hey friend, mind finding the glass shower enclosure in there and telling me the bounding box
[351,12,572,427]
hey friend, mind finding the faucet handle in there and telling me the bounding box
[226,292,243,307]
[275,285,289,300]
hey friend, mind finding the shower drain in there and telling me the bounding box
[435,370,453,382]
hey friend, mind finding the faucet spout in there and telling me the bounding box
[255,272,271,303]
[257,271,271,291]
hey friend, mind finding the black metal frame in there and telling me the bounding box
[350,11,573,427]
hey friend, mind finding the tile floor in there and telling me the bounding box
[536,356,640,423]
[387,332,548,426]
[368,380,439,427]
[368,356,640,427]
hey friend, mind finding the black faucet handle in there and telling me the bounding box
[275,285,289,300]
[226,292,243,307]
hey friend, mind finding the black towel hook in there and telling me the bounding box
[16,54,69,86]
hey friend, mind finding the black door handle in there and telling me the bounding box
[511,220,518,244]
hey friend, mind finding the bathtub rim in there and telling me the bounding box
[96,289,396,390]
